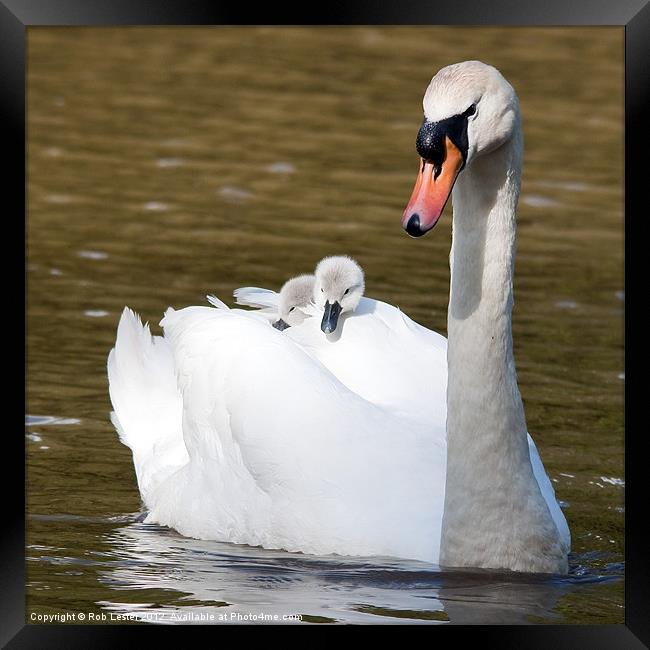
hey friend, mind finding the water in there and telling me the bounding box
[26,27,624,624]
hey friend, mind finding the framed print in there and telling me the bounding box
[7,0,648,645]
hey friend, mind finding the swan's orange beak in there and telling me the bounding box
[402,136,464,237]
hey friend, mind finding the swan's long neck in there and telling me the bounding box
[447,131,525,470]
[440,123,566,573]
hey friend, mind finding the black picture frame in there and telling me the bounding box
[9,0,648,645]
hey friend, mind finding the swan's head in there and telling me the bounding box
[272,274,316,331]
[402,60,519,237]
[314,256,365,334]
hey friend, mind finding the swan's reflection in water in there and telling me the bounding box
[97,521,605,624]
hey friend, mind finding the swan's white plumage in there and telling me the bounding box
[206,294,230,310]
[232,286,279,310]
[290,297,447,420]
[107,308,187,505]
[146,304,446,561]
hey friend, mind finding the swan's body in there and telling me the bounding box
[108,295,568,565]
[110,303,444,560]
[108,60,570,573]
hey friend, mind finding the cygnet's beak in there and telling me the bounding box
[272,318,290,331]
[321,301,342,334]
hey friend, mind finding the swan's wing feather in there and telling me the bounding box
[233,286,279,310]
[367,297,447,351]
[527,436,572,552]
[286,297,448,419]
[206,294,229,310]
[158,306,445,560]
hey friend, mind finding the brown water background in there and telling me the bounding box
[26,27,624,624]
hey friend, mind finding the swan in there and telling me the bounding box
[312,256,365,333]
[107,60,569,573]
[225,274,315,330]
[401,60,569,572]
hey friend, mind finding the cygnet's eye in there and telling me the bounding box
[321,288,324,293]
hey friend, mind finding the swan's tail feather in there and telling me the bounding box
[109,406,127,447]
[233,286,279,310]
[107,307,188,507]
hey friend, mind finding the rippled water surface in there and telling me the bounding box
[26,27,624,624]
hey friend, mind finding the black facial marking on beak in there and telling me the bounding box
[321,300,342,334]
[272,318,290,331]
[416,111,470,170]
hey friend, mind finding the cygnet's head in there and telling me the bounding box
[402,60,520,237]
[313,256,365,334]
[272,274,315,331]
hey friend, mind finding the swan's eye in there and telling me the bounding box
[465,103,476,117]
[321,288,324,293]
[289,306,295,313]
[344,288,350,296]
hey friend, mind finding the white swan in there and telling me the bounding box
[312,256,365,333]
[108,60,570,573]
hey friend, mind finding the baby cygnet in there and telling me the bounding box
[272,274,316,330]
[233,274,315,330]
[314,256,365,334]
